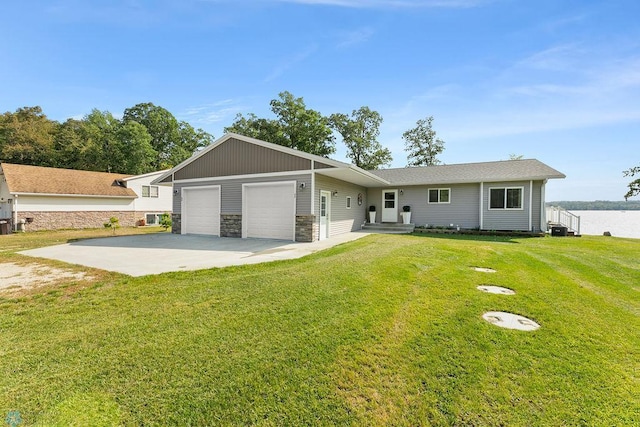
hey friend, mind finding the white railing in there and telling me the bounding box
[546,206,581,234]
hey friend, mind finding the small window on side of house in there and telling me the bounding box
[428,188,451,204]
[142,185,159,198]
[346,196,351,209]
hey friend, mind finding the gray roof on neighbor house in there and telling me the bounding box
[368,159,566,186]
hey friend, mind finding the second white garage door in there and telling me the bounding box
[182,186,220,236]
[243,181,296,241]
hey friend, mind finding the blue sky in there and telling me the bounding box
[2,0,638,201]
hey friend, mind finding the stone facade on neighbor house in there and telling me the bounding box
[0,163,172,232]
[153,133,566,242]
[16,210,140,232]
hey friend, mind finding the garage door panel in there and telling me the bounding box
[183,187,220,236]
[244,182,295,240]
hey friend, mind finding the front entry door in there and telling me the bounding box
[382,190,398,222]
[320,191,330,240]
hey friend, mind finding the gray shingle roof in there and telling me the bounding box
[368,159,565,185]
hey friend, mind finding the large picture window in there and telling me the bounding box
[428,188,450,204]
[489,187,523,209]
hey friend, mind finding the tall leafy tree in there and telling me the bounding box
[169,121,215,167]
[117,121,156,175]
[329,106,392,170]
[53,118,92,170]
[123,102,213,169]
[225,113,283,143]
[225,91,335,157]
[0,106,57,166]
[123,103,180,169]
[403,116,445,166]
[270,91,335,156]
[82,109,156,174]
[623,166,640,200]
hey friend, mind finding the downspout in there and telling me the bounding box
[479,182,484,230]
[528,180,533,232]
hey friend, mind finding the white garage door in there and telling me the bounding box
[182,186,220,236]
[243,182,296,241]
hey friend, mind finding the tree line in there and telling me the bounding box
[0,104,214,174]
[1,92,446,175]
[547,200,640,210]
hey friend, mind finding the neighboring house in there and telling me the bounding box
[153,133,565,242]
[0,163,172,231]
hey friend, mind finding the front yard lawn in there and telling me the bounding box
[1,231,638,425]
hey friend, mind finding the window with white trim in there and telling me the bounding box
[489,187,523,209]
[428,188,450,204]
[346,196,351,209]
[142,185,159,198]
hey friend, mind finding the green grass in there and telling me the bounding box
[1,231,638,426]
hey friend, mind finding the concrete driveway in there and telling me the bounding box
[20,232,369,277]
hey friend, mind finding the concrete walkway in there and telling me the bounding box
[20,232,371,277]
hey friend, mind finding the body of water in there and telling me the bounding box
[570,210,640,239]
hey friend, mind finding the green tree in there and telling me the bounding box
[82,109,155,174]
[225,91,335,157]
[225,113,283,143]
[116,121,156,175]
[123,102,213,169]
[403,116,445,166]
[169,121,215,167]
[53,118,92,170]
[0,106,58,166]
[329,106,392,170]
[623,166,640,200]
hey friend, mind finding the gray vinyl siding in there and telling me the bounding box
[175,138,312,180]
[367,184,480,228]
[482,181,536,231]
[173,173,312,215]
[532,181,542,231]
[315,175,367,237]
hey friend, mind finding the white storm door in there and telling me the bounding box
[382,189,398,222]
[319,191,330,240]
[182,186,220,236]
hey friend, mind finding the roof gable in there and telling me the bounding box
[174,137,313,180]
[1,163,138,198]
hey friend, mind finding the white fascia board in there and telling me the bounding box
[122,169,171,182]
[12,192,137,199]
[173,169,313,184]
[347,165,390,185]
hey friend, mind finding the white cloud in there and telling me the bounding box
[264,44,319,82]
[336,27,375,48]
[388,43,640,143]
[179,99,246,125]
